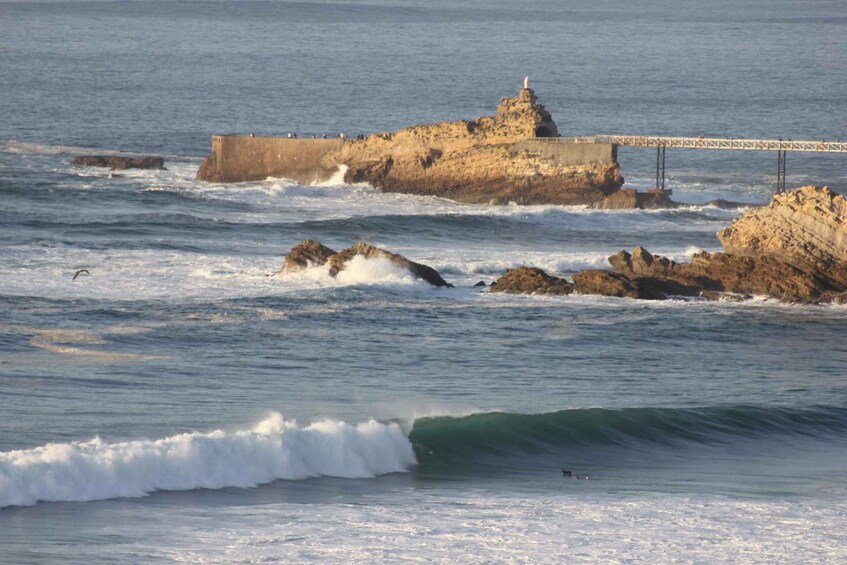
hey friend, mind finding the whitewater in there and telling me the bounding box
[3,0,847,562]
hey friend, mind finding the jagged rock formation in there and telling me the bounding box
[718,186,847,287]
[276,240,451,287]
[280,240,338,273]
[332,87,623,205]
[327,243,451,287]
[489,186,847,304]
[197,85,639,205]
[571,268,665,299]
[73,155,165,170]
[489,267,573,295]
[607,247,834,303]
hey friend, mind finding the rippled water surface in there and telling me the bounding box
[2,0,847,562]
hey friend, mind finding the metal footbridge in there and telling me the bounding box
[540,135,847,192]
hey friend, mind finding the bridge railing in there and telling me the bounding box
[535,135,847,153]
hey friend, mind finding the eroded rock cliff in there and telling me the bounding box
[331,87,622,205]
[718,186,847,287]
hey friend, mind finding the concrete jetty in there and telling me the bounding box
[196,136,345,185]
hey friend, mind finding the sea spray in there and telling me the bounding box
[271,254,428,289]
[333,255,422,285]
[311,164,350,187]
[0,413,416,508]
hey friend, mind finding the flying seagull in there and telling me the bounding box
[72,269,90,281]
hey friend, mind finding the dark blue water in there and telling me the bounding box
[1,0,847,561]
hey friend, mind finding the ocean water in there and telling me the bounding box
[2,0,847,562]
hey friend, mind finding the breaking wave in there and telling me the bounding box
[6,405,844,508]
[0,413,415,508]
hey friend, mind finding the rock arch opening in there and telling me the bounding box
[534,125,556,138]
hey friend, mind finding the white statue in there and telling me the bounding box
[523,76,529,89]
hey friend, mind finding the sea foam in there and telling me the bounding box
[333,255,421,285]
[310,164,349,187]
[0,413,416,508]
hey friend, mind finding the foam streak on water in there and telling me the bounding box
[153,494,847,563]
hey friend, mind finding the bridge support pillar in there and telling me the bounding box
[776,150,787,192]
[655,144,666,190]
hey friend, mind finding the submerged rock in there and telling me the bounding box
[276,240,451,287]
[591,188,678,210]
[72,155,166,170]
[705,198,755,210]
[489,267,573,295]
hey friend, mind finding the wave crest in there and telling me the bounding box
[0,413,416,508]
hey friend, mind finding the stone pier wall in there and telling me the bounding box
[196,135,346,184]
[508,140,617,167]
[197,135,618,185]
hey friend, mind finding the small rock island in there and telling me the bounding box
[197,82,660,207]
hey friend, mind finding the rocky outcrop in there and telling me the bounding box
[327,242,451,287]
[489,187,847,304]
[73,155,165,170]
[276,240,451,287]
[280,240,338,273]
[489,267,573,295]
[599,187,847,303]
[330,87,623,206]
[607,247,836,302]
[718,186,847,287]
[572,269,665,299]
[198,85,639,205]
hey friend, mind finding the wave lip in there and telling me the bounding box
[409,405,847,459]
[0,413,416,508]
